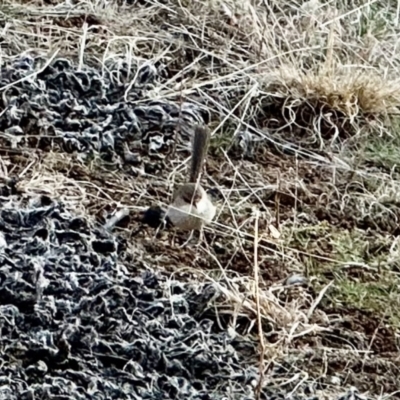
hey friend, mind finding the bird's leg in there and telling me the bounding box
[154,213,168,240]
[194,225,205,247]
[154,224,162,239]
[169,230,177,248]
[179,230,194,248]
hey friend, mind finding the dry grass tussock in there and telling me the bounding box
[2,0,400,396]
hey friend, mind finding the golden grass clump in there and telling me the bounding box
[277,66,400,118]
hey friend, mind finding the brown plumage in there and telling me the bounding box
[189,126,211,183]
[166,125,215,233]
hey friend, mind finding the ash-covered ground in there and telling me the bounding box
[0,56,368,400]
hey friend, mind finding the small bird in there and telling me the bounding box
[165,125,216,243]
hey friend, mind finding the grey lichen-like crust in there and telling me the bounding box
[0,55,210,172]
[0,56,373,400]
[0,188,263,399]
[0,185,371,400]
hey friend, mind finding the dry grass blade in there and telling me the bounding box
[253,209,266,399]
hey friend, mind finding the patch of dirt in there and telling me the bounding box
[321,306,398,353]
[285,305,400,393]
[286,349,400,394]
[241,146,400,236]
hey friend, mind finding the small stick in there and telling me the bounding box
[254,209,266,400]
[0,49,60,92]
